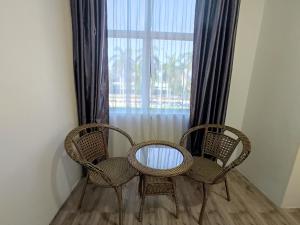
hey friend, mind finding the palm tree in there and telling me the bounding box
[162,54,186,97]
[109,47,140,92]
[178,51,193,101]
[109,44,192,109]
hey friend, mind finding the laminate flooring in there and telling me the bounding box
[51,170,300,225]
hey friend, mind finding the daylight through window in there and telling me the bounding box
[107,0,196,112]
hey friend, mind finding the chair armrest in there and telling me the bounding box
[179,125,206,146]
[83,161,114,186]
[212,149,250,183]
[97,123,135,146]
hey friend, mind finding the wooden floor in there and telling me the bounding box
[51,170,300,225]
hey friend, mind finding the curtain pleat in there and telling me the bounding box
[108,113,189,157]
[135,146,184,169]
[70,0,109,125]
[107,0,195,154]
[189,0,240,155]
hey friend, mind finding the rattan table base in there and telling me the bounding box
[138,174,178,222]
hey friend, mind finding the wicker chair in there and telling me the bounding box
[179,124,251,225]
[64,123,137,225]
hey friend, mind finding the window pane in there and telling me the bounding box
[150,40,193,110]
[108,38,143,108]
[107,0,196,112]
[151,0,195,33]
[107,0,145,31]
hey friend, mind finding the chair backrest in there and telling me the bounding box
[180,124,251,168]
[64,123,134,164]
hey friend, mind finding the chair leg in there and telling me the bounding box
[114,186,123,225]
[171,178,178,218]
[78,175,88,209]
[172,193,178,218]
[224,177,231,201]
[138,176,145,222]
[138,174,143,198]
[198,183,208,225]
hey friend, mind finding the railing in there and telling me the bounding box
[109,94,189,109]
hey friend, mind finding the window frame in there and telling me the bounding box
[108,0,193,111]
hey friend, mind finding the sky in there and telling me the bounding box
[107,0,196,67]
[107,0,196,33]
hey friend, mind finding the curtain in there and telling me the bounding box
[70,0,109,125]
[189,0,240,155]
[108,113,189,157]
[106,0,196,154]
[135,146,184,169]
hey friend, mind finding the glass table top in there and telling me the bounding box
[135,144,184,170]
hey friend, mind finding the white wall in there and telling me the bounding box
[282,146,300,208]
[0,0,81,225]
[226,0,265,129]
[240,0,300,206]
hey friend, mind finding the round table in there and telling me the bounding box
[128,140,193,221]
[128,140,193,176]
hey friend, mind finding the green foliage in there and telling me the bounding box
[109,46,192,108]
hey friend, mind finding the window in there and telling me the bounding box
[107,0,195,112]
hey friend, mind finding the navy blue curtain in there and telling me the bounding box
[189,0,240,155]
[70,0,109,125]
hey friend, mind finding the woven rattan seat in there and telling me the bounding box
[180,124,251,225]
[90,157,137,186]
[187,156,223,184]
[64,123,137,225]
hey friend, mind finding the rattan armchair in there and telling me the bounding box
[179,124,251,225]
[64,123,137,225]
